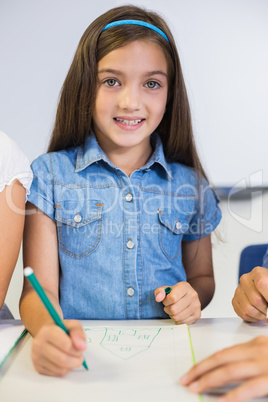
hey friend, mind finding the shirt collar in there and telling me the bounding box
[75,131,172,179]
[142,132,173,179]
[75,132,105,172]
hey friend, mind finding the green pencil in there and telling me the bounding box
[24,267,88,370]
[164,286,172,295]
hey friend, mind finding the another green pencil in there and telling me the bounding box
[24,267,88,370]
[164,286,172,295]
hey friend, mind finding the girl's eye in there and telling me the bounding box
[104,79,119,87]
[146,81,160,89]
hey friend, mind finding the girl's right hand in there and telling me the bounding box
[31,320,87,376]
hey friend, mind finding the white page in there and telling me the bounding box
[0,322,200,402]
[0,323,25,367]
[83,325,195,392]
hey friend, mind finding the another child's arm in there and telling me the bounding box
[0,180,25,310]
[155,235,214,324]
[232,266,268,322]
[19,203,86,376]
[180,335,268,402]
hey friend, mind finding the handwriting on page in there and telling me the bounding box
[85,328,161,359]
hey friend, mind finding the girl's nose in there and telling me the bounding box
[118,86,141,111]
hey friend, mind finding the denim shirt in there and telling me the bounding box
[28,132,221,320]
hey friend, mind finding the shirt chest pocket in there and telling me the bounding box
[55,200,103,259]
[158,209,190,262]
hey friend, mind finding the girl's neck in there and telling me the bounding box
[100,140,153,177]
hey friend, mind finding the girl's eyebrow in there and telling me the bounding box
[144,70,168,78]
[98,69,123,75]
[98,68,167,78]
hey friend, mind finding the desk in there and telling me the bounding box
[1,318,268,402]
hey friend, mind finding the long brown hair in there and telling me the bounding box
[48,5,207,180]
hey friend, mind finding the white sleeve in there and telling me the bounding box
[0,131,33,201]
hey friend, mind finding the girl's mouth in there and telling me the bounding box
[114,118,145,126]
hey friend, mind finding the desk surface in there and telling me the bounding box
[1,318,268,402]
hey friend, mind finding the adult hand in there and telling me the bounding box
[232,266,268,322]
[154,282,201,324]
[180,335,268,401]
[31,320,87,376]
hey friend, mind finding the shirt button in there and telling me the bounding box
[175,221,182,230]
[126,192,133,202]
[127,239,134,249]
[74,213,82,223]
[127,287,134,297]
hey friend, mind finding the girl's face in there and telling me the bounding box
[92,40,168,158]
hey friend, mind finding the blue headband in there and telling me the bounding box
[101,19,169,43]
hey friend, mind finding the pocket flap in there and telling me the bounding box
[158,209,189,234]
[55,200,103,228]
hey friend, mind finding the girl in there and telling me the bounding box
[20,5,221,376]
[0,130,32,319]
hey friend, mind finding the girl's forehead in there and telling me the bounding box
[98,40,168,71]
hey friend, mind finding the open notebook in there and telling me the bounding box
[0,322,26,368]
[0,321,203,402]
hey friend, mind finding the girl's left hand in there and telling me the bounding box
[154,282,201,324]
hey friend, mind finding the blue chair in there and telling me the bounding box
[238,244,268,280]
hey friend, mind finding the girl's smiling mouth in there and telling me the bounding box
[114,117,145,125]
[114,117,145,129]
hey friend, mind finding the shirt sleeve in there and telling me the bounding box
[0,131,33,201]
[182,179,222,241]
[27,153,55,220]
